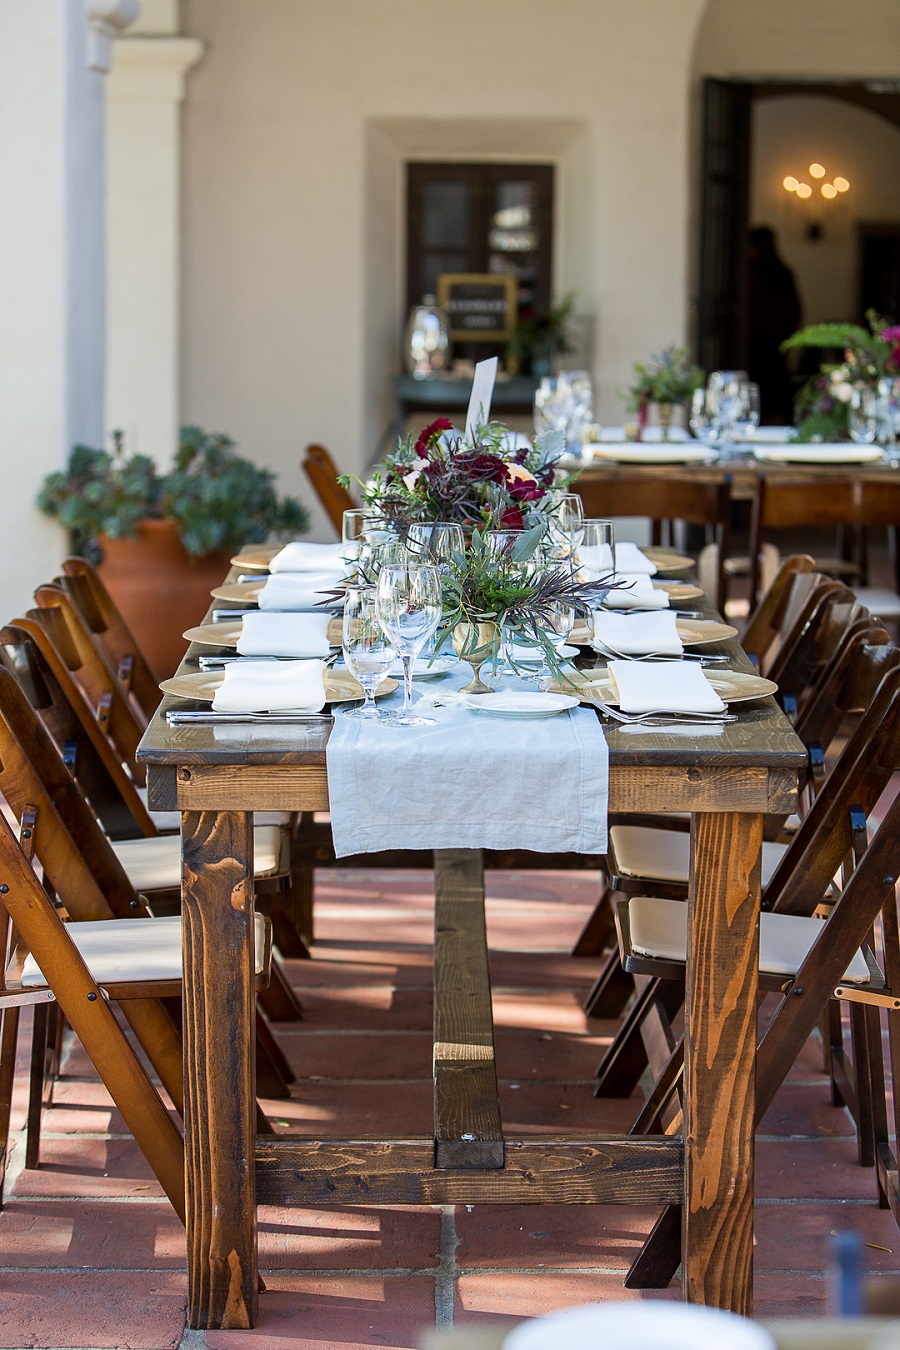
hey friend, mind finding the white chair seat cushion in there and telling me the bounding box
[627,894,870,984]
[610,824,788,887]
[135,786,291,833]
[22,912,268,986]
[110,825,283,891]
[854,587,900,620]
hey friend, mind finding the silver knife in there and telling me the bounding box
[166,710,332,725]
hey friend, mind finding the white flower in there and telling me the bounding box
[832,381,855,403]
[402,467,422,491]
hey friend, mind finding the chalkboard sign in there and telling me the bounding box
[437,272,517,343]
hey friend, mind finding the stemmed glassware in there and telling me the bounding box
[375,564,443,726]
[405,521,464,570]
[689,387,721,450]
[706,370,750,456]
[549,492,585,556]
[733,382,760,441]
[341,585,395,721]
[578,519,616,580]
[848,387,880,447]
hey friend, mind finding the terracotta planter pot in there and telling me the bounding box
[97,520,231,682]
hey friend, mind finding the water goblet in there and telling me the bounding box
[848,387,879,447]
[375,563,443,726]
[341,585,395,721]
[535,595,577,690]
[733,382,760,442]
[341,508,392,568]
[579,518,616,581]
[707,370,749,455]
[549,492,585,556]
[405,521,464,570]
[689,386,721,450]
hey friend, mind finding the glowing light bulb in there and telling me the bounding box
[834,176,850,192]
[809,163,826,178]
[796,183,812,199]
[821,183,838,199]
[783,176,799,192]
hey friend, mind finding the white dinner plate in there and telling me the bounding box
[587,443,717,465]
[387,655,457,679]
[752,443,886,464]
[465,692,579,718]
[504,1301,775,1350]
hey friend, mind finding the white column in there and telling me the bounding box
[106,34,203,462]
[0,0,136,620]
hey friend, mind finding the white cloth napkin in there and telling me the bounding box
[268,541,348,572]
[601,575,669,610]
[607,660,726,715]
[592,610,683,656]
[325,667,608,857]
[257,571,343,611]
[236,612,332,659]
[211,659,327,712]
[614,542,658,576]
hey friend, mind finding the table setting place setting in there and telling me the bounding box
[161,359,780,850]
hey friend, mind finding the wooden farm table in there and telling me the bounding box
[572,450,898,508]
[137,569,806,1331]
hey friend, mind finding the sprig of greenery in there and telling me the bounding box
[627,345,704,410]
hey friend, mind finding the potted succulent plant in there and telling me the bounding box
[38,426,309,678]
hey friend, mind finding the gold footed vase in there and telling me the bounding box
[656,401,676,441]
[452,620,499,694]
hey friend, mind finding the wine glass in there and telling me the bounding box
[549,492,585,556]
[341,585,395,721]
[733,382,760,442]
[341,508,392,566]
[375,564,443,726]
[848,388,879,446]
[689,387,721,449]
[707,370,749,455]
[405,521,464,570]
[579,519,616,580]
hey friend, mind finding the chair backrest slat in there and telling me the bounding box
[302,443,355,534]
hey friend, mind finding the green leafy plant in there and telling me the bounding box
[627,345,704,410]
[38,427,309,559]
[506,291,576,376]
[780,311,900,441]
[433,526,620,683]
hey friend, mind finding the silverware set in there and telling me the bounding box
[166,710,332,726]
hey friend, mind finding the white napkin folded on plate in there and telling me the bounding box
[258,571,343,611]
[614,541,659,576]
[236,612,332,659]
[268,541,348,573]
[592,610,683,656]
[211,659,327,712]
[608,660,726,715]
[601,575,668,610]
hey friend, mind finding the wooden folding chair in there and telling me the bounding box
[615,660,900,1287]
[302,443,356,535]
[575,472,732,609]
[20,599,312,961]
[58,556,161,726]
[0,666,294,1152]
[748,475,900,606]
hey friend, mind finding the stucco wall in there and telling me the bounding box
[179,0,707,535]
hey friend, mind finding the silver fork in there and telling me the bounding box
[592,642,730,664]
[585,696,736,726]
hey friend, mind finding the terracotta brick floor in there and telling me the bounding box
[2,866,899,1349]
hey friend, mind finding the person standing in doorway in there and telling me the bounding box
[747,225,802,424]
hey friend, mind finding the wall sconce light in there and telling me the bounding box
[782,163,850,241]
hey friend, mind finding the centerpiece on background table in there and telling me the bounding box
[780,309,900,442]
[626,344,704,441]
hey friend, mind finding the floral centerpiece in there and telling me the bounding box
[433,526,619,692]
[626,345,704,439]
[780,310,900,441]
[344,418,568,533]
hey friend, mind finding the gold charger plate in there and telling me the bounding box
[642,548,693,573]
[159,669,397,704]
[229,546,281,570]
[210,580,264,603]
[656,580,703,600]
[183,618,343,648]
[572,617,737,648]
[556,668,777,706]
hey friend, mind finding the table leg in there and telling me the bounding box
[683,810,762,1313]
[182,809,259,1330]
